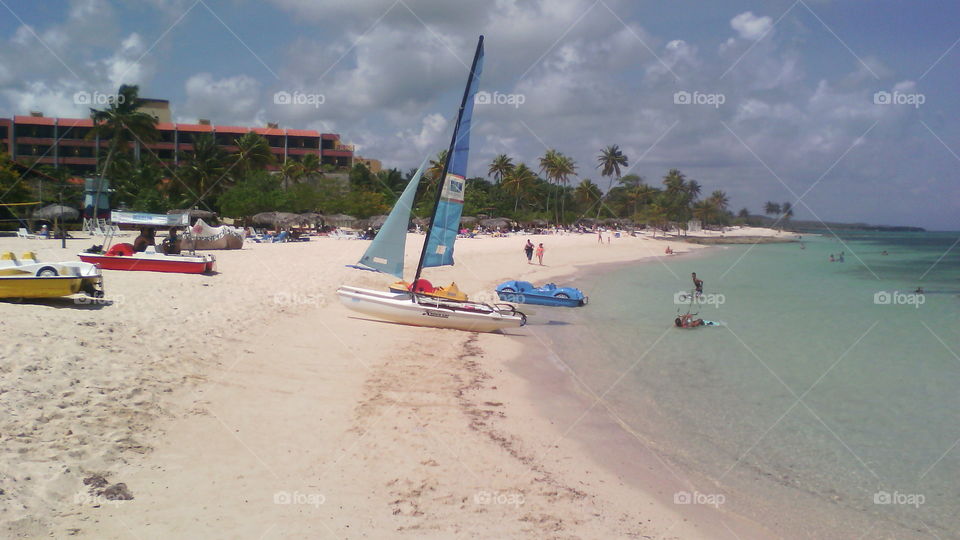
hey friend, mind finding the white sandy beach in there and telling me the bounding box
[0,227,792,539]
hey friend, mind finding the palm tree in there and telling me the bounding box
[596,144,628,218]
[279,159,304,189]
[692,200,715,226]
[781,201,794,229]
[177,133,228,203]
[538,149,560,221]
[488,154,514,183]
[426,150,448,187]
[573,179,602,211]
[300,153,322,180]
[661,169,694,234]
[88,84,158,169]
[764,202,781,217]
[87,84,158,217]
[707,190,729,213]
[546,152,576,224]
[502,163,536,212]
[232,132,275,180]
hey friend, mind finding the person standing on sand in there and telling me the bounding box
[524,239,534,264]
[597,231,603,244]
[536,243,545,265]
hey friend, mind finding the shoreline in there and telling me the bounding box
[492,251,777,539]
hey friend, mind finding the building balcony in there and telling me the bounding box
[16,156,55,164]
[287,148,320,156]
[143,142,176,150]
[15,136,56,145]
[57,139,98,148]
[59,157,97,165]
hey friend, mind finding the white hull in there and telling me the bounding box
[337,285,525,333]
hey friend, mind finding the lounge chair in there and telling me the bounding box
[17,228,36,239]
[272,231,290,243]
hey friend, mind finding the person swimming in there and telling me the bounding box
[829,254,835,262]
[675,313,704,328]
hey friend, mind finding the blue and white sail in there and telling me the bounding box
[355,158,427,278]
[422,41,484,269]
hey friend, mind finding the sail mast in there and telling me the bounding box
[412,35,484,289]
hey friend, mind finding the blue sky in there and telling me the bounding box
[0,0,957,229]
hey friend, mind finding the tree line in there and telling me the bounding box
[3,84,788,232]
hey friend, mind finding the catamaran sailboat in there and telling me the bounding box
[337,36,526,332]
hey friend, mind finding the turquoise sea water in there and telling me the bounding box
[531,232,960,538]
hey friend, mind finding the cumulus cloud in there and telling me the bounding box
[180,73,263,124]
[0,0,953,228]
[731,11,773,41]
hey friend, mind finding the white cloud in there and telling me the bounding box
[180,73,263,124]
[731,11,773,41]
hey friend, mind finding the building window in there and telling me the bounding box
[17,125,55,138]
[60,126,91,140]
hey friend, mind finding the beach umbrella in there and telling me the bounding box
[367,215,389,228]
[480,218,510,230]
[251,211,299,226]
[525,218,548,227]
[459,216,478,226]
[168,208,216,220]
[298,212,325,224]
[326,213,358,228]
[33,204,79,221]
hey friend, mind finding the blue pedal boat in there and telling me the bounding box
[495,280,588,307]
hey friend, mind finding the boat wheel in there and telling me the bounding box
[36,266,58,277]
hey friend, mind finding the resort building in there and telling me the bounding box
[354,156,382,173]
[0,108,354,176]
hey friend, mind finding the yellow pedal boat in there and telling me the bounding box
[0,251,104,300]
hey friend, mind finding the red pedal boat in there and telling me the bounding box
[79,244,215,274]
